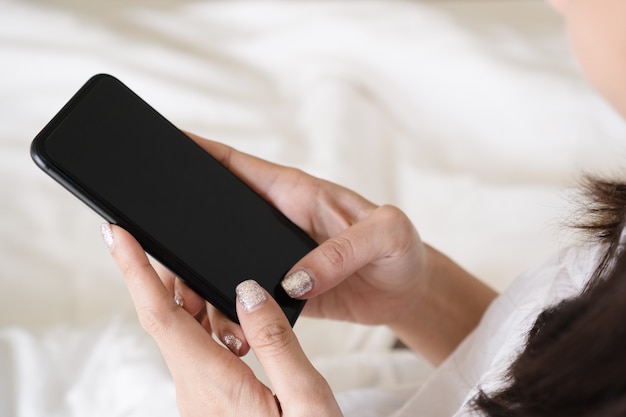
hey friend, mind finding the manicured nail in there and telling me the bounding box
[100,223,114,249]
[236,280,267,312]
[174,291,184,308]
[282,270,313,298]
[222,332,243,355]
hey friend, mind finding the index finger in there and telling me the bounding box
[103,224,233,371]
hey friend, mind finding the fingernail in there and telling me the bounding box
[236,280,267,312]
[282,270,313,298]
[100,223,114,249]
[174,291,184,308]
[222,332,243,355]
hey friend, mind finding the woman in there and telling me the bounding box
[100,0,626,415]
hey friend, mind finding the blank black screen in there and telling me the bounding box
[32,75,315,325]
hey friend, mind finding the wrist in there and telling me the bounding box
[389,245,497,365]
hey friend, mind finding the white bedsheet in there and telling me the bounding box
[2,1,626,416]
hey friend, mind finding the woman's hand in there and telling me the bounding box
[185,134,427,321]
[102,224,342,417]
[186,133,497,365]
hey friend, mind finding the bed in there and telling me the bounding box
[2,1,626,416]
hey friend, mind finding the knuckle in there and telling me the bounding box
[121,260,153,286]
[319,235,355,271]
[122,265,174,337]
[288,373,339,417]
[253,322,296,358]
[376,204,409,225]
[136,305,172,337]
[377,204,414,234]
[375,205,420,255]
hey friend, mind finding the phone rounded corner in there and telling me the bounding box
[30,137,50,171]
[90,74,126,91]
[90,73,116,83]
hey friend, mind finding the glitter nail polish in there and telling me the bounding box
[100,223,114,249]
[282,270,313,298]
[174,291,184,308]
[236,280,267,312]
[222,333,243,355]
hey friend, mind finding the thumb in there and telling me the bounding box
[235,280,342,417]
[281,205,417,299]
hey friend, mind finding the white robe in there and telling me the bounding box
[337,242,602,416]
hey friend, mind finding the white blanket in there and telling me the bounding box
[2,1,626,416]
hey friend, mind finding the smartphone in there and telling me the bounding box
[31,74,316,325]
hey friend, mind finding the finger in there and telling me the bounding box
[102,224,280,417]
[207,304,250,357]
[152,259,210,325]
[103,224,181,327]
[174,278,206,318]
[281,205,422,299]
[152,259,177,295]
[151,262,205,319]
[235,280,341,416]
[101,224,232,370]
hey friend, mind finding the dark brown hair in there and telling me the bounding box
[472,176,626,416]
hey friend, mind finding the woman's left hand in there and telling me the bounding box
[102,224,342,417]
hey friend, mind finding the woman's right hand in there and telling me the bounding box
[189,133,427,320]
[187,133,497,364]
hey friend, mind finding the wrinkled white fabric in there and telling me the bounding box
[0,319,177,417]
[334,243,601,416]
